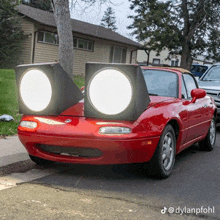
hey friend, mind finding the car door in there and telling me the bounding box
[182,73,209,143]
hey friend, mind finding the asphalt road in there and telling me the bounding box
[0,128,220,219]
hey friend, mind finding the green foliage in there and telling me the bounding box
[22,0,52,11]
[100,6,117,31]
[128,0,220,67]
[0,69,22,136]
[0,0,25,69]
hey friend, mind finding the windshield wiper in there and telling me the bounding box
[149,93,158,96]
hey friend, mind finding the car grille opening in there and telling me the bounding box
[38,144,102,158]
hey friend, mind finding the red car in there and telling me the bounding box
[17,66,217,178]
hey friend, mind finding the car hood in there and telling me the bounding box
[146,96,174,108]
[60,96,173,118]
[198,80,220,90]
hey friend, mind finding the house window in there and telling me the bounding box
[73,38,93,51]
[109,46,127,63]
[73,38,78,48]
[153,59,160,65]
[171,59,179,67]
[38,31,59,45]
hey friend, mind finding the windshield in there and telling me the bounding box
[142,69,178,98]
[202,65,220,81]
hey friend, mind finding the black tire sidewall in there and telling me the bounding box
[204,118,216,151]
[157,125,176,177]
[148,124,176,178]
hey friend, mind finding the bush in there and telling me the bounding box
[0,0,26,69]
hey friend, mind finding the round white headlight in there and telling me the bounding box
[88,68,132,115]
[20,69,52,112]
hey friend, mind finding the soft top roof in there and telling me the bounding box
[141,66,190,74]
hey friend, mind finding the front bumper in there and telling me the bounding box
[18,131,160,165]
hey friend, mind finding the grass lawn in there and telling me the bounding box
[0,69,85,136]
[0,69,21,136]
[74,75,85,89]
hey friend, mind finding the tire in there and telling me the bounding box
[29,155,55,166]
[146,124,176,179]
[198,118,216,151]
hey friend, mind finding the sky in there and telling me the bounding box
[70,0,136,41]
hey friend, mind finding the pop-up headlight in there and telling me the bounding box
[88,68,132,115]
[84,63,150,121]
[20,69,52,112]
[15,63,83,115]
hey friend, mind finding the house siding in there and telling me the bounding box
[137,48,178,66]
[137,43,181,66]
[19,18,34,64]
[73,37,110,76]
[34,41,59,63]
[19,18,139,76]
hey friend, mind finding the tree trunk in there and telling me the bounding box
[145,49,150,66]
[180,0,193,70]
[180,40,193,70]
[53,0,74,79]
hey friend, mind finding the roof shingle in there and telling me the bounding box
[17,4,141,48]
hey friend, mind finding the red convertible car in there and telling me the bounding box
[17,65,217,178]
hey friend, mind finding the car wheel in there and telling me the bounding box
[29,155,55,166]
[198,118,216,151]
[146,124,176,179]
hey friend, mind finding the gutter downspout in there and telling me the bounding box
[32,31,37,63]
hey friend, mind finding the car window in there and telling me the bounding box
[142,69,178,98]
[181,77,187,99]
[202,65,220,81]
[199,66,208,73]
[183,74,197,98]
[191,65,197,71]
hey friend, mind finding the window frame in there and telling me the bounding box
[37,32,94,52]
[171,59,179,67]
[37,31,59,45]
[200,65,220,81]
[152,58,160,65]
[73,37,94,52]
[181,76,188,99]
[109,46,127,63]
[142,69,179,98]
[182,73,198,99]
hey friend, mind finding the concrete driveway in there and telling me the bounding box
[0,136,29,167]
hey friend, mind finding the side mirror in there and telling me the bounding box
[191,88,206,103]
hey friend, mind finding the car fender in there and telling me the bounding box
[135,99,185,153]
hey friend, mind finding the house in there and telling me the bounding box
[17,4,141,76]
[137,47,181,67]
[137,43,213,67]
[192,56,214,65]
